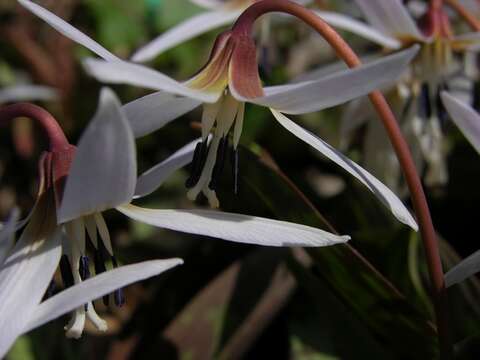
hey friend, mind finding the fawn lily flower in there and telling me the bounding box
[311,0,480,187]
[20,0,418,229]
[0,94,184,357]
[440,92,480,286]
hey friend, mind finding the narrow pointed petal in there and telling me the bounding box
[135,138,202,199]
[0,197,61,358]
[270,110,418,230]
[83,59,220,103]
[18,0,119,61]
[314,10,401,49]
[234,46,419,113]
[0,85,58,103]
[131,10,242,63]
[23,258,183,333]
[117,204,350,247]
[0,208,19,265]
[441,92,480,154]
[58,88,136,223]
[122,91,201,138]
[353,0,425,40]
[445,249,480,287]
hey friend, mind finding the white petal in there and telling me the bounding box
[0,208,19,265]
[131,10,242,63]
[445,249,480,287]
[314,10,401,49]
[117,204,350,247]
[453,32,480,52]
[23,258,183,333]
[123,91,201,138]
[270,110,418,230]
[0,85,58,103]
[353,0,425,40]
[18,0,119,61]
[238,46,419,114]
[134,138,202,199]
[58,88,136,223]
[441,92,480,155]
[0,201,61,358]
[83,58,220,103]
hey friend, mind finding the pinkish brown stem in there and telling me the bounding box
[233,1,452,358]
[0,103,69,152]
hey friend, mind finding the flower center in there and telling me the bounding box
[58,212,124,338]
[185,91,245,207]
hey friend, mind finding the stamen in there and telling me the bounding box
[85,303,107,332]
[209,136,228,190]
[64,307,86,339]
[231,147,239,195]
[111,257,126,307]
[94,213,113,256]
[185,141,207,188]
[60,254,74,288]
[93,244,109,306]
[79,255,90,281]
[419,83,432,119]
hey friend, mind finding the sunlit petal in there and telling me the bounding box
[58,88,136,223]
[117,204,350,247]
[237,46,418,114]
[23,258,183,333]
[83,58,220,103]
[270,110,418,230]
[18,0,119,61]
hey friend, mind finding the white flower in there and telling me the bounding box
[18,0,419,230]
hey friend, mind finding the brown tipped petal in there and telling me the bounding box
[228,35,264,100]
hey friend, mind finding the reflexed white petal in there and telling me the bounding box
[353,0,425,40]
[83,58,220,103]
[58,88,136,223]
[445,249,480,287]
[453,32,480,52]
[0,208,19,265]
[131,10,242,63]
[117,204,350,247]
[123,91,201,138]
[135,138,202,199]
[270,110,418,230]
[0,85,58,103]
[441,92,480,154]
[314,10,401,49]
[18,0,119,61]
[238,46,419,114]
[23,258,183,333]
[0,200,61,358]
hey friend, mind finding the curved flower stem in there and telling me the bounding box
[0,103,68,152]
[234,1,452,358]
[445,0,480,31]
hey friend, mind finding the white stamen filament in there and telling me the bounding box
[94,212,113,256]
[63,220,108,338]
[187,92,243,207]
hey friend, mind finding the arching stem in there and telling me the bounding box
[234,1,452,358]
[0,103,69,152]
[445,0,480,31]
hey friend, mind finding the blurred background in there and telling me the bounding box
[1,0,480,359]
